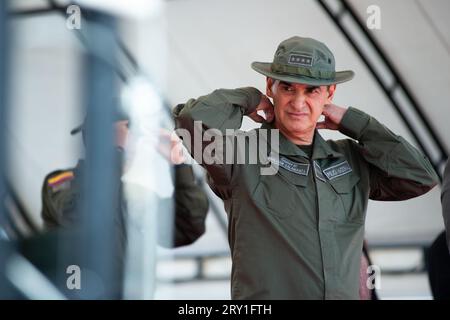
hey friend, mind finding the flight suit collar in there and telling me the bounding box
[260,122,344,160]
[312,131,344,160]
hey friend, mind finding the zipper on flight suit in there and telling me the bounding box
[311,158,328,300]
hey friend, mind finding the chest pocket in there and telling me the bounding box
[327,172,362,223]
[252,166,309,219]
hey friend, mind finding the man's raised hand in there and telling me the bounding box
[247,94,275,123]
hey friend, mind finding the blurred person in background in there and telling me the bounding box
[20,116,209,299]
[41,117,209,248]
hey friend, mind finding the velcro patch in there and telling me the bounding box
[288,53,313,67]
[270,156,310,176]
[322,161,352,180]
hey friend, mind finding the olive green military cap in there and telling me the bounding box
[252,36,354,85]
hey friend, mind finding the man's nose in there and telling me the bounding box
[291,92,306,109]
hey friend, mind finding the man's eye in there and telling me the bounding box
[282,86,294,92]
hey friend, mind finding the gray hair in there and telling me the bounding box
[271,79,280,95]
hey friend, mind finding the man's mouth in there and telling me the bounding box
[287,112,309,118]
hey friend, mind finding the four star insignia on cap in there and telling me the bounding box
[289,54,313,67]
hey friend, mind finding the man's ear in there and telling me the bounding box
[266,77,274,98]
[327,84,336,101]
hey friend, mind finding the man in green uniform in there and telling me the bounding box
[41,120,209,248]
[173,36,439,299]
[35,119,209,299]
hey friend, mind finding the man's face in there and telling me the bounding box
[266,78,335,138]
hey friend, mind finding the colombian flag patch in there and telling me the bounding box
[48,171,74,187]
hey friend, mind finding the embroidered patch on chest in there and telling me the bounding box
[270,156,310,176]
[322,161,352,180]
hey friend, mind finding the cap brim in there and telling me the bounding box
[251,62,354,86]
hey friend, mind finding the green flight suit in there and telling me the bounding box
[173,87,439,300]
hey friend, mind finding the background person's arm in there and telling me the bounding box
[172,164,209,247]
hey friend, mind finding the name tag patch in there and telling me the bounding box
[322,161,352,180]
[270,156,310,176]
